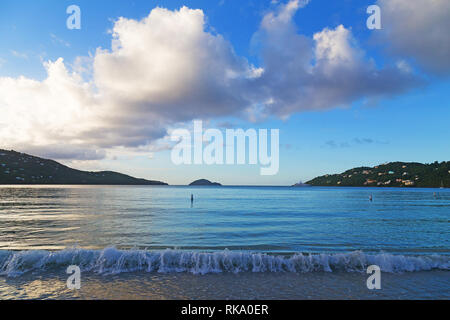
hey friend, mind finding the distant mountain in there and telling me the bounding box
[189,179,222,186]
[307,161,450,188]
[0,149,168,185]
[292,181,310,187]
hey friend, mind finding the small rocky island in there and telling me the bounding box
[189,179,222,186]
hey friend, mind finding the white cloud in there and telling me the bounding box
[314,25,361,68]
[396,60,413,74]
[0,2,421,160]
[249,1,419,118]
[10,50,28,60]
[377,0,450,75]
[0,6,255,159]
[0,58,97,157]
[93,7,253,122]
[50,33,71,48]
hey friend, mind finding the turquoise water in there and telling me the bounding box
[0,185,449,299]
[0,185,448,254]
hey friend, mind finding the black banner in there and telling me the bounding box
[0,300,446,319]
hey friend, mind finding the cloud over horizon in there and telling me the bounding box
[0,0,441,161]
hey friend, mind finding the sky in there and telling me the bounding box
[0,0,449,185]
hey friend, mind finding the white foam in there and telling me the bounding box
[0,248,448,277]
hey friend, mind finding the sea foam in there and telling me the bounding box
[0,248,448,277]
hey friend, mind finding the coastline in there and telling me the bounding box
[1,269,449,300]
[1,247,448,299]
[0,183,449,189]
[0,184,448,300]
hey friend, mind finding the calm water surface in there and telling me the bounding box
[0,185,448,299]
[0,185,448,254]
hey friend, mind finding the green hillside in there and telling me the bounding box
[0,149,168,185]
[306,161,450,188]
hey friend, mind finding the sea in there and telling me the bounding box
[0,185,448,299]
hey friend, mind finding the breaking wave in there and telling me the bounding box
[0,248,449,277]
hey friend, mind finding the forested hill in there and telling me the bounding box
[306,161,450,188]
[0,149,168,185]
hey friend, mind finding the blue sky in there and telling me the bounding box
[0,0,449,185]
[0,0,386,78]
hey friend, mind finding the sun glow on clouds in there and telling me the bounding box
[0,0,443,162]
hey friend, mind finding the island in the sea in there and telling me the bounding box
[306,161,450,188]
[189,179,222,186]
[292,181,310,187]
[0,149,168,185]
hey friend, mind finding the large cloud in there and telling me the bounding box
[0,59,100,158]
[93,7,254,121]
[248,0,419,118]
[0,2,423,160]
[377,0,450,75]
[0,6,255,159]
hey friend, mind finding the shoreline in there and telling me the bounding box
[1,270,449,300]
[0,184,449,189]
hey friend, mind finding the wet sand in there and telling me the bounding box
[1,271,448,300]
